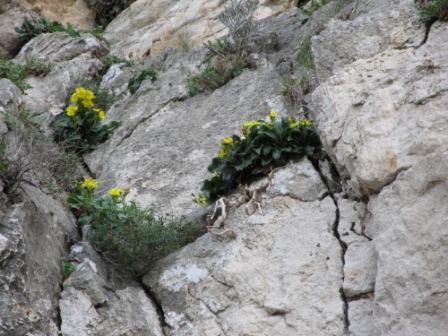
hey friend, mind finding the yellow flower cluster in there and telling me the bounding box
[70,87,95,108]
[93,108,106,121]
[299,118,313,127]
[222,137,233,146]
[66,105,78,117]
[242,120,263,136]
[268,111,278,120]
[80,177,97,190]
[108,187,124,197]
[193,193,208,206]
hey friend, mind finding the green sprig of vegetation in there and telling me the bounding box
[62,260,76,279]
[0,58,52,91]
[68,182,204,275]
[195,113,321,203]
[128,68,158,94]
[16,18,81,45]
[418,0,448,23]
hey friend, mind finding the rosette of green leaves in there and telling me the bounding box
[200,117,321,201]
[50,105,119,155]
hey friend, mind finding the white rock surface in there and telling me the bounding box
[312,23,448,194]
[365,151,448,336]
[105,0,294,59]
[348,298,374,336]
[144,160,346,336]
[343,241,376,297]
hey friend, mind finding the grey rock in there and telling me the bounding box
[343,241,376,297]
[15,32,108,64]
[144,162,345,336]
[348,298,374,336]
[99,63,133,97]
[337,198,368,246]
[0,233,11,263]
[0,78,23,116]
[312,0,424,81]
[365,151,448,336]
[312,23,448,194]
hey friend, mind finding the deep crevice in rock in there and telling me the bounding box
[140,283,169,334]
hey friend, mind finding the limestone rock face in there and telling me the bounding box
[312,23,448,194]
[0,1,37,58]
[19,0,95,29]
[104,0,295,59]
[144,160,346,336]
[312,0,424,81]
[0,79,78,336]
[365,152,448,336]
[60,242,164,336]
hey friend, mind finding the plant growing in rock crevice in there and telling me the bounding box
[128,68,158,94]
[418,0,448,23]
[68,179,204,276]
[50,87,119,155]
[0,58,52,91]
[16,18,81,45]
[194,112,321,204]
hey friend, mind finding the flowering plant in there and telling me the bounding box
[194,112,321,204]
[50,87,119,155]
[68,178,203,275]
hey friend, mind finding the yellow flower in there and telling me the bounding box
[108,187,124,197]
[299,118,313,127]
[218,148,228,158]
[242,120,262,136]
[66,105,78,117]
[93,108,106,121]
[80,177,97,190]
[222,137,234,146]
[268,111,278,121]
[70,87,95,109]
[193,193,208,206]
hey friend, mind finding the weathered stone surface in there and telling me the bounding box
[312,23,448,194]
[105,0,295,59]
[144,161,345,336]
[0,1,37,58]
[87,68,292,216]
[22,54,103,125]
[19,0,95,29]
[0,185,77,335]
[0,78,23,116]
[343,241,376,297]
[60,242,164,336]
[312,0,424,81]
[364,151,448,336]
[99,63,133,98]
[15,32,108,64]
[348,298,374,336]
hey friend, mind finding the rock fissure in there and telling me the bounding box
[140,283,169,334]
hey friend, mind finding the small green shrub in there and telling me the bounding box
[187,53,249,96]
[297,38,315,70]
[50,87,119,155]
[299,0,332,14]
[418,0,448,23]
[0,140,8,175]
[128,68,158,94]
[16,18,81,45]
[0,58,52,91]
[194,112,321,203]
[62,260,76,279]
[101,54,134,68]
[85,0,131,26]
[68,180,204,275]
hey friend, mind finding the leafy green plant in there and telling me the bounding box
[16,18,81,45]
[128,68,158,94]
[85,0,131,26]
[418,0,448,23]
[195,112,321,203]
[0,58,52,91]
[297,38,315,70]
[101,54,134,68]
[50,87,119,155]
[299,0,332,14]
[62,260,76,279]
[68,180,204,275]
[187,54,249,96]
